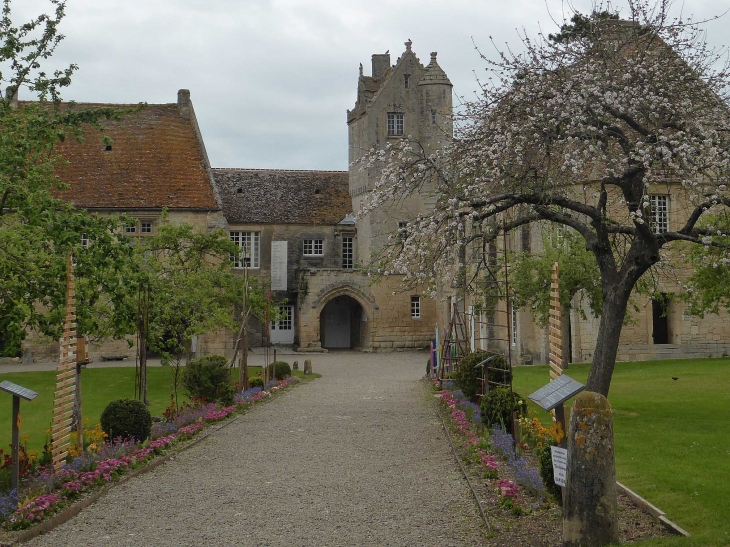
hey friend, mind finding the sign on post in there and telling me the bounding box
[551,445,568,487]
[0,380,38,494]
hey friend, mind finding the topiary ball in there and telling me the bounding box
[266,361,291,380]
[479,387,527,433]
[248,376,264,388]
[100,398,152,442]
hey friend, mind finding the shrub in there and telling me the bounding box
[248,376,264,389]
[267,361,291,380]
[480,387,527,433]
[100,399,152,442]
[454,350,510,401]
[183,354,235,405]
[537,442,562,502]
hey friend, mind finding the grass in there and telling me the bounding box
[512,358,730,546]
[0,364,315,454]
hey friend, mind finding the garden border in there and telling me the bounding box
[429,388,491,532]
[616,482,690,538]
[0,385,289,546]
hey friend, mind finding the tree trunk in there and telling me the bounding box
[585,285,629,396]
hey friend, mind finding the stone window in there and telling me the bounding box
[141,221,153,234]
[303,239,324,256]
[230,231,260,268]
[342,237,353,269]
[649,195,669,234]
[411,296,421,319]
[387,113,404,136]
[404,74,411,89]
[125,224,136,234]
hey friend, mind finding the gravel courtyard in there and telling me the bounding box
[27,351,486,546]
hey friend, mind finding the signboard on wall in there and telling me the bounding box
[271,241,287,291]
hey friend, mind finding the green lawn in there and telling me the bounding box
[0,365,273,454]
[512,358,730,546]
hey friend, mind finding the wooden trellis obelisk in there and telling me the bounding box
[51,253,77,471]
[548,262,564,380]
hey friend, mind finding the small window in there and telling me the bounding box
[411,296,421,319]
[141,222,153,234]
[404,74,410,89]
[387,113,404,136]
[303,239,324,256]
[230,231,260,268]
[125,224,136,234]
[342,236,353,269]
[431,111,436,125]
[649,195,669,234]
[80,234,89,247]
[511,307,518,347]
[397,221,408,241]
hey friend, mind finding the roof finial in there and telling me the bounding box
[405,39,412,51]
[430,52,437,61]
[359,63,363,77]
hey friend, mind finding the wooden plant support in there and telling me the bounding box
[548,262,568,448]
[51,253,77,471]
[548,262,564,380]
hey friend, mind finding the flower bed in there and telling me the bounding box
[0,376,299,531]
[434,378,549,515]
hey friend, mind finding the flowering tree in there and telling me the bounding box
[363,0,730,397]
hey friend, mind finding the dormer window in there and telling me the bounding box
[404,74,410,89]
[387,113,404,136]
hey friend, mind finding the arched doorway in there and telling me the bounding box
[320,295,367,349]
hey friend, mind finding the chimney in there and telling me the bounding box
[371,53,390,79]
[6,86,18,109]
[177,89,191,119]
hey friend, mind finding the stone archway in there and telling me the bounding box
[319,295,368,350]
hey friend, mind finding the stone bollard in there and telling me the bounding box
[563,391,618,547]
[303,359,312,375]
[292,360,299,371]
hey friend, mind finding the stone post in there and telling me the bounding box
[563,391,618,547]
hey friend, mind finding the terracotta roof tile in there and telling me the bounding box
[213,169,351,225]
[53,103,219,210]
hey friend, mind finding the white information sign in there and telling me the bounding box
[551,446,568,487]
[271,241,288,291]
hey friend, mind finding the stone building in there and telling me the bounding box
[22,90,225,362]
[208,41,452,353]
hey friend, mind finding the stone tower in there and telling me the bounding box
[347,41,453,264]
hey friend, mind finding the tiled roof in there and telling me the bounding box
[419,52,452,86]
[213,169,351,225]
[52,102,219,210]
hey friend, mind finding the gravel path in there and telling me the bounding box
[27,352,486,546]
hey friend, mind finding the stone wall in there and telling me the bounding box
[297,269,438,351]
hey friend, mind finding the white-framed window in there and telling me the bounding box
[230,231,260,268]
[80,234,89,247]
[387,113,404,136]
[303,239,324,256]
[511,307,518,347]
[404,74,411,89]
[271,305,293,331]
[342,237,353,269]
[649,195,669,234]
[125,224,136,234]
[141,221,153,234]
[411,296,421,318]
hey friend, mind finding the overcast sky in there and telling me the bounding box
[14,0,729,171]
